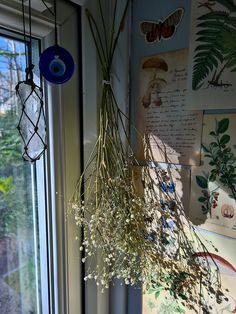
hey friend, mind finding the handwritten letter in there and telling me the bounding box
[139,49,202,165]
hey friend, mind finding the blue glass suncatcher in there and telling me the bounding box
[39,45,74,84]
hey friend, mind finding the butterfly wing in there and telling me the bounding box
[140,8,184,43]
[161,8,184,39]
[140,21,161,43]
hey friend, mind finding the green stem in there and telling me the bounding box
[108,0,118,59]
[98,0,109,59]
[109,0,130,70]
[86,9,108,70]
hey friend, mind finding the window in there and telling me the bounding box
[0,30,49,314]
[1,2,83,313]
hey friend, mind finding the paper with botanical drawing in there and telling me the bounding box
[138,49,203,165]
[189,114,236,238]
[187,0,236,110]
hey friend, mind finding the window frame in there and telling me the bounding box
[42,4,83,314]
[0,28,50,314]
[0,2,83,313]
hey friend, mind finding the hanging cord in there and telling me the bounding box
[27,0,34,82]
[53,0,59,56]
[54,0,58,47]
[28,0,32,65]
[41,0,54,16]
[21,0,28,69]
[41,0,58,51]
[21,0,34,82]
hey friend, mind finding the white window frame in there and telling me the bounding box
[0,26,51,314]
[0,2,82,314]
[42,3,82,314]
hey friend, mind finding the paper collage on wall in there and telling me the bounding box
[187,0,236,110]
[138,49,203,166]
[134,0,236,313]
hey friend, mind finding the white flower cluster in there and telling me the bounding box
[71,162,213,304]
[70,3,223,309]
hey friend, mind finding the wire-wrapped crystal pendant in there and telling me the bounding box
[16,65,47,162]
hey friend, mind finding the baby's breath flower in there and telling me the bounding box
[70,2,223,311]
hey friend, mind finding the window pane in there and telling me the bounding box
[0,34,44,314]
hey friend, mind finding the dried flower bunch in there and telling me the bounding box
[71,0,224,310]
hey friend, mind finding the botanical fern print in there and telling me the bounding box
[193,0,236,90]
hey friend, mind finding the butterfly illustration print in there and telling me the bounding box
[140,8,184,43]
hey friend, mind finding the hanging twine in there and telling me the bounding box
[102,79,111,85]
[15,0,47,162]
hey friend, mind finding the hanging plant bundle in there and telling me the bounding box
[71,0,224,310]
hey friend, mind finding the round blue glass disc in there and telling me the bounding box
[39,45,74,84]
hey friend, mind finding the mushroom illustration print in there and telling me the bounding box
[142,57,168,108]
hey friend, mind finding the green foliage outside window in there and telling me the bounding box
[0,38,33,238]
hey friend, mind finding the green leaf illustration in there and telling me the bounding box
[155,291,161,299]
[198,196,207,202]
[196,176,208,189]
[178,293,188,300]
[209,172,217,182]
[209,161,216,166]
[209,142,218,149]
[217,118,229,134]
[214,0,236,12]
[192,3,236,90]
[176,306,185,313]
[192,38,223,89]
[220,134,230,145]
[209,131,217,137]
[221,31,236,68]
[147,300,156,310]
[197,11,229,22]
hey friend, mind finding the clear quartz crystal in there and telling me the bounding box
[16,81,46,161]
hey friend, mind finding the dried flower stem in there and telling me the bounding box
[71,0,224,310]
